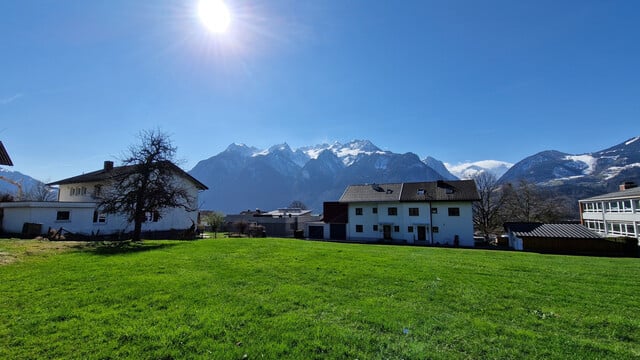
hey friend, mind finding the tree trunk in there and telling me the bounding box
[132,217,143,242]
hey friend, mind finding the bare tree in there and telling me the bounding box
[24,182,57,202]
[202,211,225,238]
[500,180,572,223]
[97,129,194,242]
[234,220,249,235]
[472,172,505,241]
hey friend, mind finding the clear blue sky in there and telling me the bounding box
[1,0,639,182]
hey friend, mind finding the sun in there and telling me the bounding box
[198,0,231,34]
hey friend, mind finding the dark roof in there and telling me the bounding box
[339,183,403,202]
[401,180,480,202]
[504,222,601,239]
[580,186,640,201]
[48,161,208,190]
[339,180,480,203]
[0,141,13,166]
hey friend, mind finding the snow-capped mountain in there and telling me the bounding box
[499,136,640,195]
[444,160,513,180]
[299,140,390,166]
[423,157,458,180]
[189,140,452,213]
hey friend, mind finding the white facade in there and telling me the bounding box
[580,189,640,242]
[345,201,475,246]
[0,163,205,237]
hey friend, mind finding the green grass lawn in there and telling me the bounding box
[1,238,639,359]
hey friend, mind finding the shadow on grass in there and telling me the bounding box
[86,241,181,256]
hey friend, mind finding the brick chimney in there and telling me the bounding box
[619,181,637,191]
[104,161,114,171]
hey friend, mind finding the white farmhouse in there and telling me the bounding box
[579,182,640,243]
[0,161,208,238]
[309,180,479,246]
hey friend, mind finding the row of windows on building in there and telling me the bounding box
[354,224,439,233]
[582,200,640,213]
[355,207,460,217]
[584,220,638,237]
[55,210,159,223]
[69,185,102,197]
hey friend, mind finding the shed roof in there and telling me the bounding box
[504,222,601,239]
[48,161,208,190]
[0,141,13,166]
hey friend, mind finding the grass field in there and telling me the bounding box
[1,237,639,359]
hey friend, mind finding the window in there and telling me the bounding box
[448,207,460,216]
[417,188,425,195]
[431,208,438,214]
[355,208,363,215]
[432,226,439,233]
[408,226,414,233]
[70,188,75,196]
[94,185,102,197]
[388,207,397,216]
[373,225,378,231]
[355,225,363,233]
[92,211,106,223]
[372,207,378,214]
[56,211,70,221]
[409,208,419,216]
[394,225,400,232]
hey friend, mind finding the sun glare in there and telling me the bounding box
[198,0,231,34]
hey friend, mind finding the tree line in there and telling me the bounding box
[472,172,574,241]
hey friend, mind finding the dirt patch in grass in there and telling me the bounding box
[0,239,92,265]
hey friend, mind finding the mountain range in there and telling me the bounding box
[189,140,456,213]
[2,136,639,215]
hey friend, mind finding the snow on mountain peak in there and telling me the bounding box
[298,140,386,166]
[563,154,597,175]
[445,160,513,179]
[625,136,640,146]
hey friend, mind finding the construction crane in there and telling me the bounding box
[0,140,21,199]
[0,175,23,200]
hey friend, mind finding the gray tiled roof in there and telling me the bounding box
[339,183,403,202]
[504,222,601,239]
[580,187,640,201]
[401,180,480,202]
[0,141,13,166]
[339,180,480,203]
[48,161,208,190]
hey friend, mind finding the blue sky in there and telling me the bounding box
[1,0,639,182]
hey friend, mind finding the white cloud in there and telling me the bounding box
[0,93,24,105]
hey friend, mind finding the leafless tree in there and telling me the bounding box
[234,220,249,235]
[97,129,194,242]
[500,180,572,223]
[472,172,505,240]
[202,211,225,238]
[24,182,57,202]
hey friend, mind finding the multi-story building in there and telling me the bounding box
[579,182,640,242]
[310,180,479,246]
[0,161,208,238]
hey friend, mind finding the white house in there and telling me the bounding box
[579,182,640,243]
[309,180,479,246]
[0,161,208,238]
